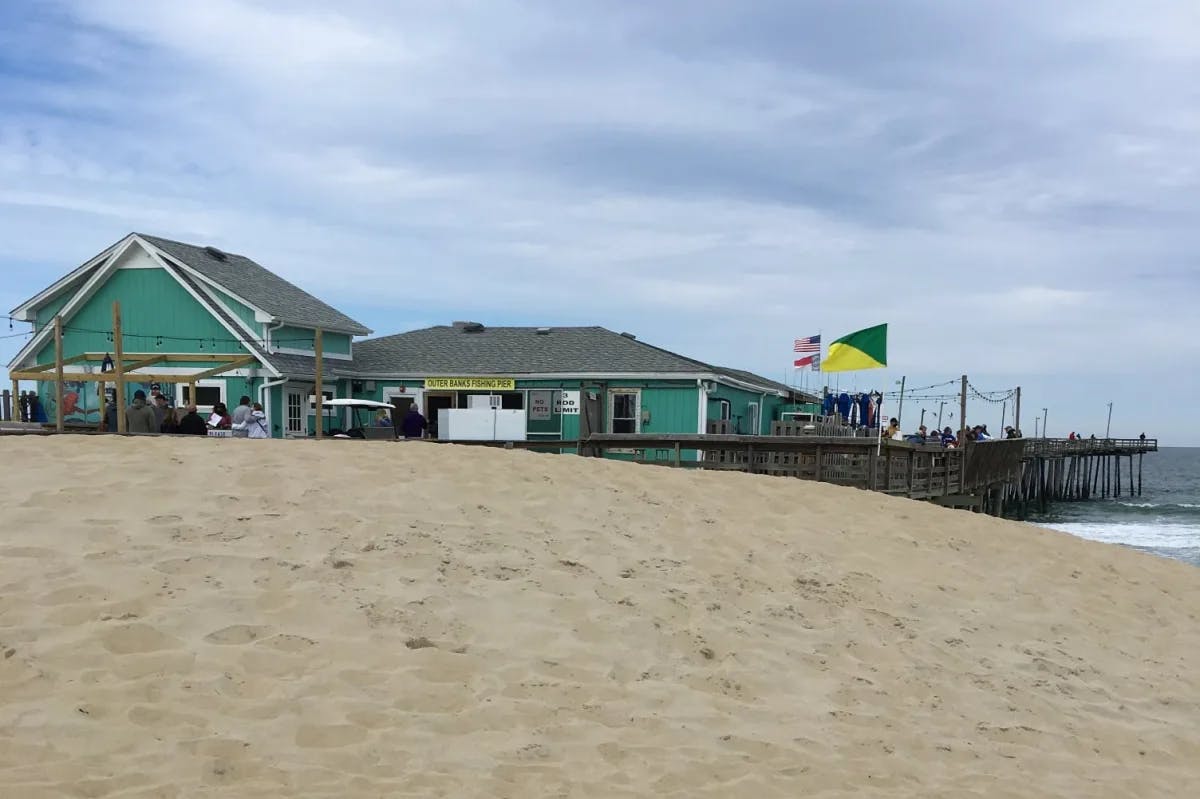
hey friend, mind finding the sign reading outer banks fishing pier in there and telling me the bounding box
[424,377,516,390]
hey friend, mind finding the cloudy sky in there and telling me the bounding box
[2,1,1196,442]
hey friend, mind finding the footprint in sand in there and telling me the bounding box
[204,625,273,645]
[295,724,367,748]
[102,624,180,655]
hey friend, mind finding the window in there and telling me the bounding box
[176,380,226,413]
[748,401,761,435]
[718,399,732,420]
[286,391,304,435]
[609,389,640,434]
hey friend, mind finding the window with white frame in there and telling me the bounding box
[718,399,732,420]
[285,390,305,435]
[177,380,226,413]
[609,389,640,434]
[748,401,761,435]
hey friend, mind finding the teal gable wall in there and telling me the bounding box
[33,292,72,332]
[35,267,248,363]
[274,326,351,355]
[207,285,260,334]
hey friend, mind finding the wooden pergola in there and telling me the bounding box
[10,346,256,433]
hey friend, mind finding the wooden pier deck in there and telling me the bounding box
[582,433,1157,516]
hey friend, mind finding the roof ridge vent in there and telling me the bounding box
[619,331,637,340]
[535,327,551,335]
[203,245,228,261]
[460,322,485,333]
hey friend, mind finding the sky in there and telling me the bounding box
[1,1,1197,443]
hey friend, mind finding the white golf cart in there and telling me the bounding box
[319,398,397,440]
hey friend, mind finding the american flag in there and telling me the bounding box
[794,334,820,353]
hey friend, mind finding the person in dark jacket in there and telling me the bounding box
[178,404,208,435]
[401,405,428,439]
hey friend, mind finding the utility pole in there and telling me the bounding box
[1106,402,1113,438]
[1042,407,1048,439]
[1000,400,1006,437]
[920,408,926,429]
[1035,417,1040,438]
[959,374,968,441]
[937,401,945,431]
[896,376,906,427]
[1014,386,1021,434]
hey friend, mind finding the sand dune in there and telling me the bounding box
[1,436,1198,798]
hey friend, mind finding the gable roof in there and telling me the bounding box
[352,324,812,398]
[139,234,371,335]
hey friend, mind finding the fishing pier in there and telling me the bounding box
[580,433,1158,517]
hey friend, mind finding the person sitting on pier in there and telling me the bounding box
[941,426,957,447]
[884,418,902,440]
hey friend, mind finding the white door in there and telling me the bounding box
[285,388,306,437]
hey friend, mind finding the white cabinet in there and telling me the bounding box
[438,408,527,441]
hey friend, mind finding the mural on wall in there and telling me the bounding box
[40,379,155,425]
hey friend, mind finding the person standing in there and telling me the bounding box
[233,402,270,439]
[125,389,158,434]
[401,404,428,439]
[231,395,253,437]
[178,404,207,435]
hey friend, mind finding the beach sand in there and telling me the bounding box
[1,436,1198,798]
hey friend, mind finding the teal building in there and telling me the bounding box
[8,233,813,453]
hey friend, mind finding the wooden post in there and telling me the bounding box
[98,379,106,432]
[1127,455,1134,498]
[1014,386,1021,434]
[54,316,65,433]
[113,301,127,434]
[1138,453,1143,497]
[11,379,19,422]
[314,328,324,440]
[673,441,681,467]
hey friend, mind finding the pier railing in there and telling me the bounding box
[1022,438,1157,457]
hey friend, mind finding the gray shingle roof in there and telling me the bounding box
[351,325,804,397]
[352,326,707,375]
[139,234,371,335]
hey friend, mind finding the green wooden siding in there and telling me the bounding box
[33,292,73,331]
[208,285,260,334]
[35,267,248,363]
[275,326,351,355]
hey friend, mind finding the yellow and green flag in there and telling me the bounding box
[822,323,887,372]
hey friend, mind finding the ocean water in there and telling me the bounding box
[1027,447,1200,567]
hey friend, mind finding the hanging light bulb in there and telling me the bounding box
[156,335,162,347]
[101,353,113,373]
[199,339,204,350]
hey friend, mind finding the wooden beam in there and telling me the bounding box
[315,328,324,440]
[84,352,245,363]
[98,378,106,432]
[54,316,64,433]
[8,370,246,383]
[122,354,170,372]
[188,354,256,381]
[114,301,126,434]
[21,353,91,373]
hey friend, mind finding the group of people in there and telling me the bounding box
[104,390,269,438]
[882,420,1023,447]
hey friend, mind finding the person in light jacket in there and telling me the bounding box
[233,403,270,439]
